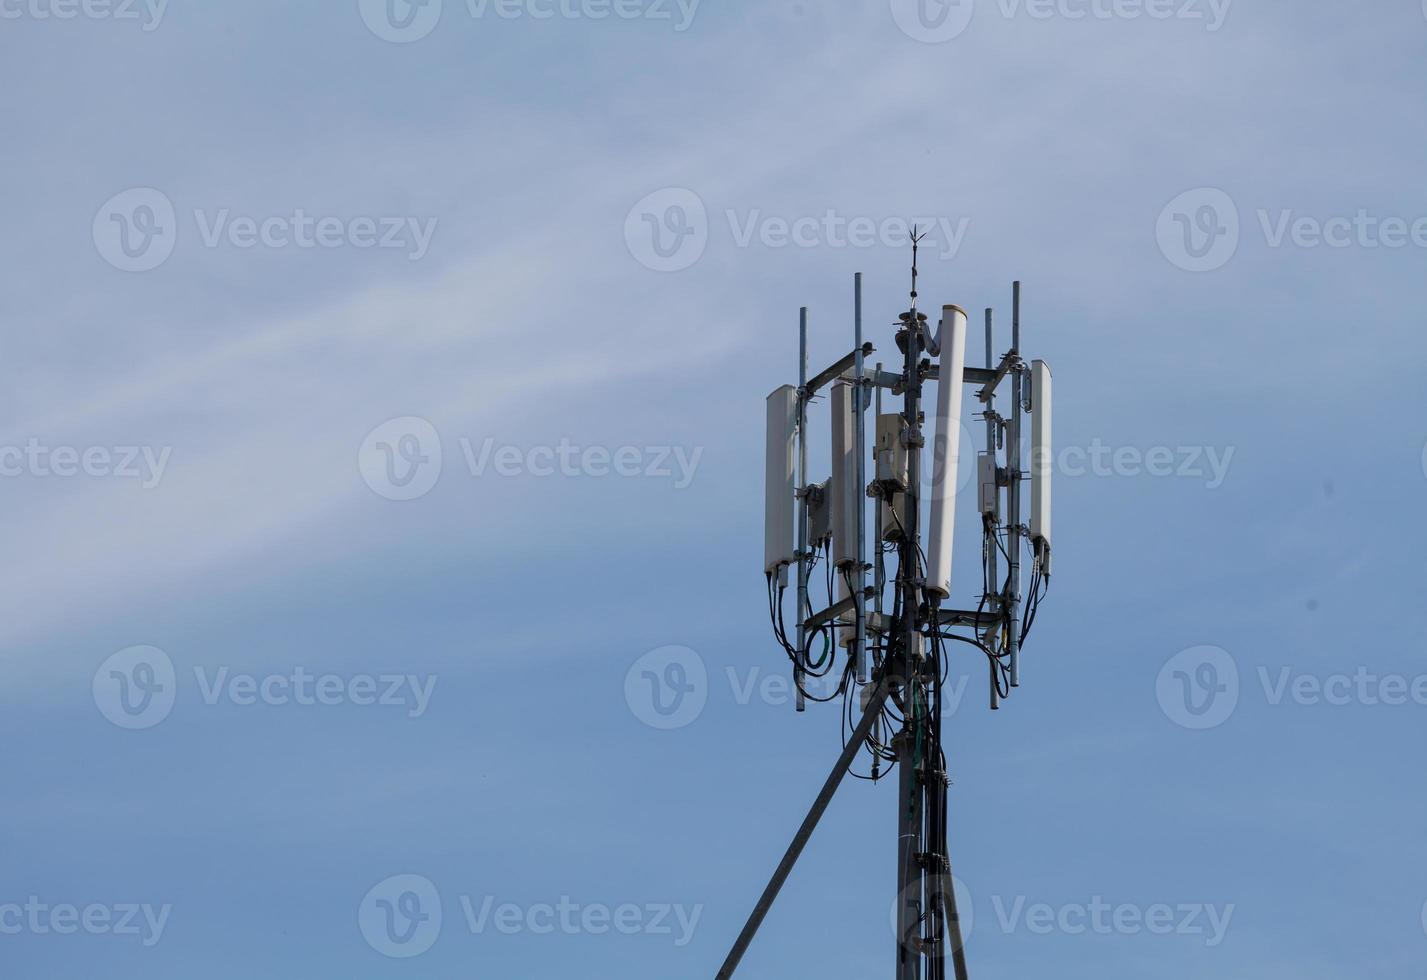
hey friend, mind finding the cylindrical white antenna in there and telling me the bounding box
[925,305,969,600]
[830,377,857,569]
[1030,360,1053,561]
[765,385,798,577]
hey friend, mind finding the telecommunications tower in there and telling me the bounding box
[716,239,1054,980]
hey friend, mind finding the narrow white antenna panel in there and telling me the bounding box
[830,378,857,569]
[1030,360,1053,554]
[925,305,969,600]
[765,385,797,575]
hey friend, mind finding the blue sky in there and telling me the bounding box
[2,1,1426,977]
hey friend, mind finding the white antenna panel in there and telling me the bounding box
[830,378,857,570]
[925,305,968,600]
[1030,360,1053,555]
[765,385,797,575]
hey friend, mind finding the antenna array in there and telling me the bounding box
[722,250,1054,980]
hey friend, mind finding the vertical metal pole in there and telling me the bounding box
[854,275,868,683]
[796,308,810,711]
[1012,282,1022,352]
[875,362,885,634]
[896,722,921,978]
[984,307,997,525]
[896,301,925,980]
[1007,284,1023,689]
[984,308,1000,711]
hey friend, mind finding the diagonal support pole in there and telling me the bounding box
[714,677,893,980]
